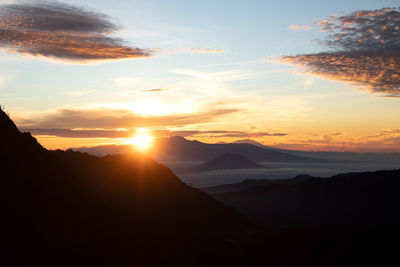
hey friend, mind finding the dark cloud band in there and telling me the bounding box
[282,50,400,96]
[17,107,239,129]
[22,128,287,139]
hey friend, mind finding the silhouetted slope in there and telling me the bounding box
[178,153,265,173]
[0,109,44,155]
[232,139,267,147]
[1,109,248,266]
[201,174,313,194]
[72,143,133,156]
[211,170,400,229]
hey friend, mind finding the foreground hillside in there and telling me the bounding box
[1,109,247,266]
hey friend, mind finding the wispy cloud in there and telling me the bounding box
[140,88,168,92]
[281,7,400,97]
[381,129,400,134]
[288,24,312,31]
[188,130,287,138]
[364,128,400,138]
[66,89,95,96]
[20,128,134,138]
[170,68,256,82]
[187,48,224,54]
[274,129,400,152]
[21,128,287,139]
[0,75,6,87]
[154,48,224,55]
[0,1,151,62]
[17,107,239,129]
[113,77,140,87]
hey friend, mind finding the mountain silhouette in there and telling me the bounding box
[74,136,318,162]
[209,169,400,229]
[1,109,248,266]
[232,139,268,147]
[232,139,400,163]
[178,153,265,173]
[201,174,313,194]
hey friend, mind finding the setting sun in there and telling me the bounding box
[128,133,153,151]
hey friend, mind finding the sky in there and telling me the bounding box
[0,0,399,152]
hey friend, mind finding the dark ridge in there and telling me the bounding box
[211,169,400,229]
[0,107,44,154]
[201,174,313,194]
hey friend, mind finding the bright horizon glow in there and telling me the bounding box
[128,132,154,151]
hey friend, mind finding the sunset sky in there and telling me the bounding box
[1,0,399,152]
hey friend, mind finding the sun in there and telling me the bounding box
[128,132,153,151]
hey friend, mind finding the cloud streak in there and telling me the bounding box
[153,48,224,55]
[21,127,287,139]
[139,88,169,93]
[0,1,151,61]
[288,25,312,31]
[21,128,134,138]
[66,89,95,96]
[281,7,400,97]
[17,107,239,129]
[196,130,287,138]
[187,48,224,54]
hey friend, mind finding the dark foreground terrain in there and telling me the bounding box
[204,170,400,228]
[2,109,400,266]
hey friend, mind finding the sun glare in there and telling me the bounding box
[129,133,153,151]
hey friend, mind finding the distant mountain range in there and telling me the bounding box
[233,139,400,163]
[73,136,400,165]
[73,136,319,163]
[177,153,266,173]
[204,169,400,229]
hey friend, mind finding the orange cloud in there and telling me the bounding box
[288,25,312,31]
[20,128,134,138]
[281,51,400,96]
[17,107,239,129]
[139,88,169,93]
[0,2,151,61]
[273,129,400,152]
[21,128,287,139]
